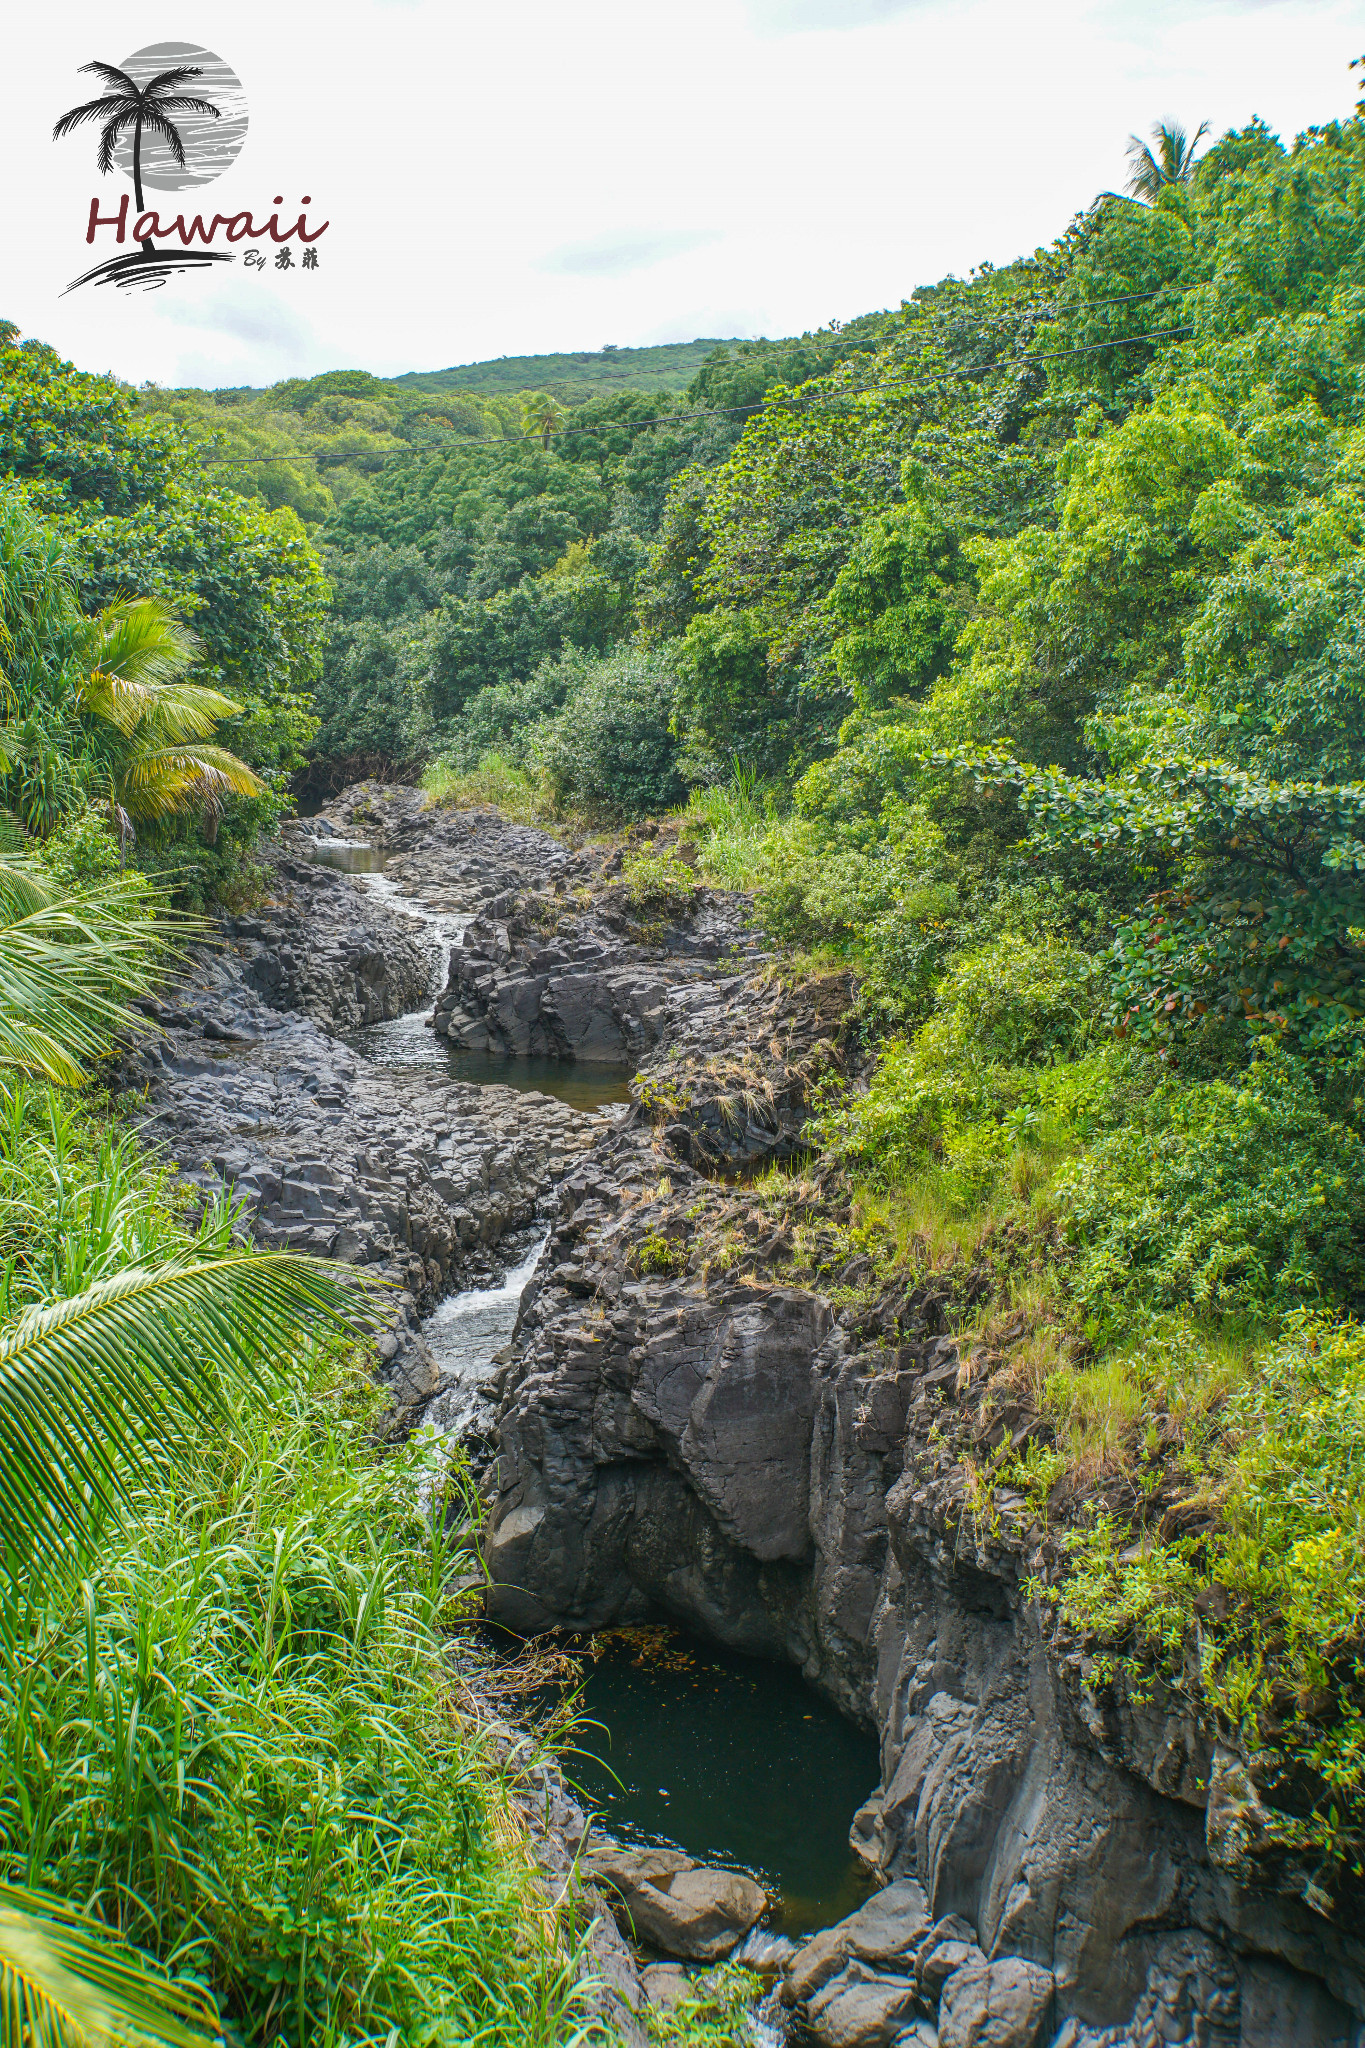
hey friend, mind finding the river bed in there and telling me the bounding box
[310,833,877,1958]
[308,838,633,1111]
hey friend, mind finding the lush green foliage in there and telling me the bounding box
[0,336,331,888]
[0,1082,598,2045]
[530,645,686,818]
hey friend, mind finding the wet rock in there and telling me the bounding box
[584,1845,765,1961]
[937,1958,1053,2048]
[640,1963,691,2009]
[584,1846,694,1894]
[784,1880,931,2006]
[806,1958,921,2047]
[234,835,434,1032]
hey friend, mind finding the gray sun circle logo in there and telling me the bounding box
[108,42,248,191]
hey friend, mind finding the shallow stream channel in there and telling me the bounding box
[309,835,881,1954]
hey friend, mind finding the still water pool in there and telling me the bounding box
[557,1628,880,1939]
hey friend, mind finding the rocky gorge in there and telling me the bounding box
[127,783,1363,2048]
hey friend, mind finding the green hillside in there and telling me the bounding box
[389,336,742,402]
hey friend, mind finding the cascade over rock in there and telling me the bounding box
[122,784,1363,2043]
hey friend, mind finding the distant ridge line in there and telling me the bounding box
[388,336,746,400]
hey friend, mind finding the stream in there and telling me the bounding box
[307,834,880,1948]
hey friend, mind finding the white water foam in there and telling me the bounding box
[420,1231,548,1438]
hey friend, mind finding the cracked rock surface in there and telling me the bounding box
[483,943,1365,2048]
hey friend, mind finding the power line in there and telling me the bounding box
[201,314,1194,468]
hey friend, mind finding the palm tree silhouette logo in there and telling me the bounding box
[55,62,225,256]
[53,43,249,292]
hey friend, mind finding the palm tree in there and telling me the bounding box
[53,63,222,256]
[520,392,566,450]
[78,599,264,845]
[1124,120,1211,202]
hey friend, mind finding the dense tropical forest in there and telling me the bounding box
[3,58,1365,2045]
[0,332,612,2034]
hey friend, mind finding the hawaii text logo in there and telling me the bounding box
[54,40,328,293]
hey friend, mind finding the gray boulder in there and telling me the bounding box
[640,1963,691,2009]
[582,1846,765,1962]
[917,1918,985,2002]
[807,1959,921,2048]
[784,1880,931,2006]
[938,1958,1053,2048]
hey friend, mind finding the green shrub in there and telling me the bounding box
[923,933,1097,1064]
[621,848,698,912]
[823,1031,1133,1213]
[531,645,684,819]
[30,806,124,887]
[1058,1039,1365,1322]
[437,652,576,770]
[1052,1316,1365,1888]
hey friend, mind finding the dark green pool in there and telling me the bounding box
[561,1628,880,1939]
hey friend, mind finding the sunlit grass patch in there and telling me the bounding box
[422,750,551,824]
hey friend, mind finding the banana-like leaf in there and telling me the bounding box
[0,1883,223,2047]
[118,745,263,820]
[0,1250,380,1591]
[81,674,241,744]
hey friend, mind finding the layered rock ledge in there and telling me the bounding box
[483,979,1364,2048]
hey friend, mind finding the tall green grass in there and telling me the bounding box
[0,1088,608,2046]
[421,752,550,826]
[675,774,779,892]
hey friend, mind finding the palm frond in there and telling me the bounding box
[77,61,141,95]
[97,115,133,177]
[51,95,135,141]
[1124,117,1210,199]
[137,109,187,168]
[150,97,223,121]
[0,860,55,920]
[0,1250,377,1589]
[141,67,205,95]
[119,745,263,819]
[0,874,190,1086]
[85,675,239,742]
[0,1883,224,2048]
[83,600,204,696]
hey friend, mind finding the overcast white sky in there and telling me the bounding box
[7,0,1360,390]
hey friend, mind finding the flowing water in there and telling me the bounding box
[307,839,633,1110]
[421,1232,548,1435]
[309,835,872,1955]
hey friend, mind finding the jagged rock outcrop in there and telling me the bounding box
[226,840,435,1030]
[117,821,601,1427]
[485,1038,1365,2047]
[298,784,766,1072]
